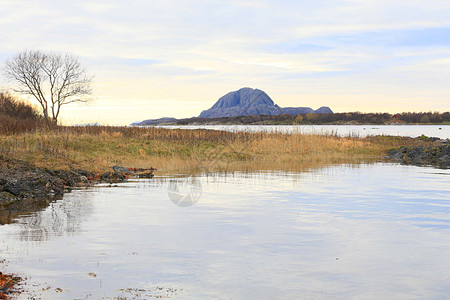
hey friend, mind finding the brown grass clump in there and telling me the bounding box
[0,125,428,174]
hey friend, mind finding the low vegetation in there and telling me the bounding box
[0,125,429,174]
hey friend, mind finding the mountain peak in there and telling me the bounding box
[199,87,332,118]
[210,87,275,110]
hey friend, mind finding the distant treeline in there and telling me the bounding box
[174,112,450,125]
[175,114,297,125]
[294,112,450,124]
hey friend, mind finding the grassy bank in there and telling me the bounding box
[0,126,429,174]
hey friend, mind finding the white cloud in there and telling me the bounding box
[1,0,449,124]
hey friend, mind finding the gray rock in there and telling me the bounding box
[53,170,83,187]
[1,180,35,196]
[112,166,134,174]
[72,169,94,178]
[2,180,22,196]
[101,171,126,183]
[386,145,449,168]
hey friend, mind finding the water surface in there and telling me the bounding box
[1,163,449,299]
[159,124,450,139]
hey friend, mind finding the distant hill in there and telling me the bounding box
[131,117,177,126]
[199,87,332,118]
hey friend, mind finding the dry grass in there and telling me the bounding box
[0,126,426,174]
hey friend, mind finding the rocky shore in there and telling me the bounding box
[0,156,129,207]
[385,142,449,168]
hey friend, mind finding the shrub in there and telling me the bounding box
[0,92,44,134]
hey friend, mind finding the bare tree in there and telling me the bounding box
[4,50,93,125]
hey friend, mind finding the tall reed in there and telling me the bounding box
[0,126,426,174]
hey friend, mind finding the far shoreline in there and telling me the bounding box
[133,111,450,127]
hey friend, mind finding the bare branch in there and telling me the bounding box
[3,50,93,125]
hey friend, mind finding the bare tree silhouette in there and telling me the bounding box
[4,50,93,126]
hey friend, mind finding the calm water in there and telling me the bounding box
[159,124,450,139]
[1,163,450,299]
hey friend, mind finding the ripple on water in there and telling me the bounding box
[0,163,449,299]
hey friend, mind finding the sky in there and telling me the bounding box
[1,0,449,125]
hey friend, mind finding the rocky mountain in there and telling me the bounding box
[199,87,332,118]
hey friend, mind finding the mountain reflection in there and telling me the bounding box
[16,192,94,242]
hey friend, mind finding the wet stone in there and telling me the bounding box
[2,180,23,196]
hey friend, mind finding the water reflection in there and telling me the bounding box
[16,191,94,241]
[0,163,449,299]
[0,196,61,225]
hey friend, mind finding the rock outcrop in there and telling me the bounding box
[199,87,333,118]
[0,157,65,203]
[385,143,449,168]
[0,157,128,206]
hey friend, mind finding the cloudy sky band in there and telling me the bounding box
[1,0,449,124]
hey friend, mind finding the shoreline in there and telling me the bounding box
[0,135,447,209]
[0,156,128,209]
[143,112,450,126]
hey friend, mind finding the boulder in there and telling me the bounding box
[112,166,134,174]
[2,180,23,196]
[101,172,126,183]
